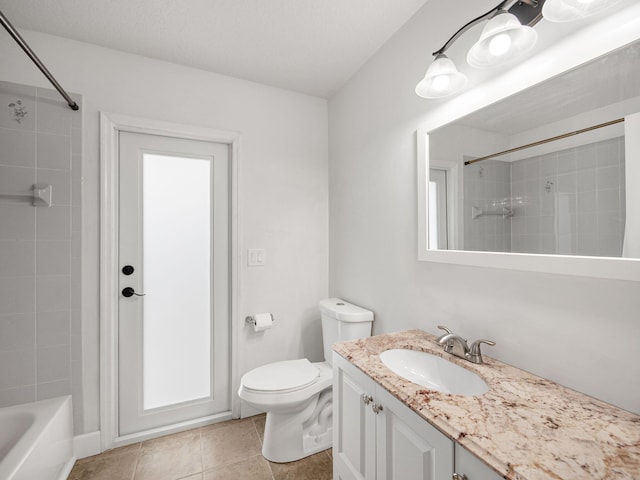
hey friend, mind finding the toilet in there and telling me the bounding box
[238,298,373,463]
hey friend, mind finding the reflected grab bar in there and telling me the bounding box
[0,184,52,207]
[472,206,513,220]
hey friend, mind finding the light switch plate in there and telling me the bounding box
[248,249,265,266]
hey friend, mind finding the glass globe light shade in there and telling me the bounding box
[415,54,468,99]
[467,11,538,68]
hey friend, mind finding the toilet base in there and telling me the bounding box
[262,389,333,463]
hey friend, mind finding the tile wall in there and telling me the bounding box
[463,160,512,252]
[0,81,83,431]
[463,138,625,257]
[510,137,625,256]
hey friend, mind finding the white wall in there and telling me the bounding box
[329,0,640,414]
[0,31,329,431]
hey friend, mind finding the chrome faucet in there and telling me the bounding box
[436,326,495,364]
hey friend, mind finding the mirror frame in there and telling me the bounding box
[417,3,640,281]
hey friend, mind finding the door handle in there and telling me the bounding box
[122,287,146,298]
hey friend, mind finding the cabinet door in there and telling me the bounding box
[375,386,454,480]
[333,353,378,480]
[455,444,503,480]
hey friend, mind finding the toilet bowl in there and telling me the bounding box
[238,298,373,463]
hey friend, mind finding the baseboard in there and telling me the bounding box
[57,456,76,480]
[73,431,101,459]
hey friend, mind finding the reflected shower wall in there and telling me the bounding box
[463,160,512,252]
[463,137,626,256]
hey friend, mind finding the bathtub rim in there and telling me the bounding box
[0,395,73,480]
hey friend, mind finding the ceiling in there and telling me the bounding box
[0,0,428,98]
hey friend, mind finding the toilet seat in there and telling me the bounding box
[239,361,332,410]
[242,359,319,394]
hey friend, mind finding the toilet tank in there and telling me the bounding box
[319,298,373,365]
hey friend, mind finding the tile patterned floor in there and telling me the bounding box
[69,415,333,480]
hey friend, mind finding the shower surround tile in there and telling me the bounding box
[464,137,625,256]
[0,128,36,167]
[0,81,82,425]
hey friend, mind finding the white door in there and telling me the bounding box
[118,131,230,436]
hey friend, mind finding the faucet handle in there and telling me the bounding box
[468,339,495,364]
[436,325,454,344]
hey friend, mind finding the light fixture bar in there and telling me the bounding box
[432,0,541,56]
[432,1,512,56]
[416,0,543,100]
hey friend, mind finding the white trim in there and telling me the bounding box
[417,3,640,282]
[57,457,76,480]
[73,431,101,459]
[111,411,233,448]
[429,160,461,251]
[99,112,241,451]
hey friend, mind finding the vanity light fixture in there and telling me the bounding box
[542,0,624,22]
[466,9,538,68]
[415,0,542,99]
[415,54,468,98]
[416,0,626,99]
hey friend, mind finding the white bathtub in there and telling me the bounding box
[0,396,74,480]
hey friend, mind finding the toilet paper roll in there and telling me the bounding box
[253,313,273,332]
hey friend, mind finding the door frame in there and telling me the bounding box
[99,112,241,450]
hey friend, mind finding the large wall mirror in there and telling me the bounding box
[417,5,640,281]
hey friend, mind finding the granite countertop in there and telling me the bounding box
[333,329,640,480]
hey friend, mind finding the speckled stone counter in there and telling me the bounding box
[333,329,640,480]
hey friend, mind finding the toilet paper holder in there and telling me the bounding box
[245,314,274,327]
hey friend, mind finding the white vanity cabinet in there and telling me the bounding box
[333,353,454,480]
[455,444,503,480]
[333,353,503,480]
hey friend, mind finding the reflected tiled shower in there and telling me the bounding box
[463,137,626,256]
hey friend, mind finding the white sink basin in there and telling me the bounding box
[379,349,489,396]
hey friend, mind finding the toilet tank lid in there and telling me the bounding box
[318,298,374,323]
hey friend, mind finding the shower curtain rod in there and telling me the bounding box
[464,117,624,166]
[0,10,79,111]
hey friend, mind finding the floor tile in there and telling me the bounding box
[135,430,202,480]
[199,417,253,434]
[68,417,332,480]
[203,455,273,480]
[202,420,262,470]
[75,442,141,465]
[68,450,139,480]
[269,451,333,480]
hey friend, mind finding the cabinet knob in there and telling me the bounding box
[361,394,373,405]
[371,403,383,415]
[452,474,468,480]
